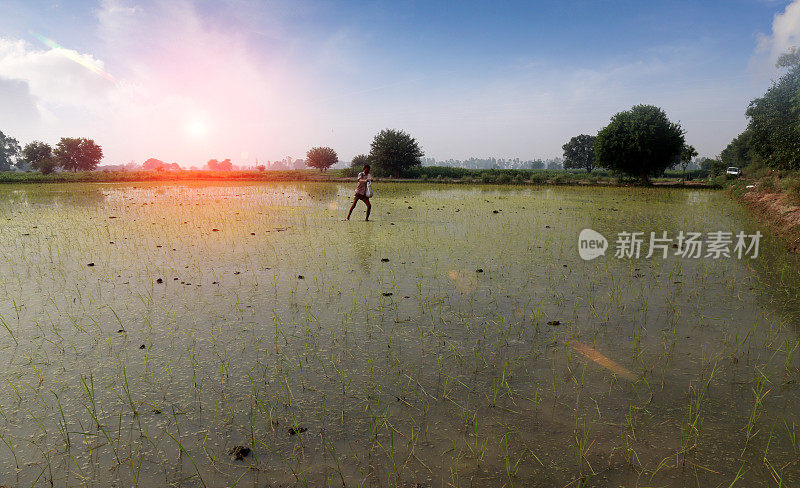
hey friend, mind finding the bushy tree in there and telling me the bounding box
[350,154,371,168]
[562,134,596,172]
[54,137,103,171]
[206,158,233,171]
[699,157,727,177]
[305,146,338,171]
[22,141,57,174]
[594,104,685,183]
[720,130,756,169]
[745,51,800,170]
[369,129,423,177]
[0,130,21,172]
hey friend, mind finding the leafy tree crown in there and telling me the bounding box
[23,141,57,174]
[745,53,800,170]
[54,137,103,172]
[350,154,371,168]
[594,104,685,182]
[562,134,596,172]
[368,129,423,177]
[305,146,338,171]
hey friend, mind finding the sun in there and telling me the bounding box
[185,118,209,139]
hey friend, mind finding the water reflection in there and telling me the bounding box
[0,185,107,207]
[0,182,798,487]
[349,220,375,272]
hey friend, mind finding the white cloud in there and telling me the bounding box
[756,0,800,64]
[0,38,114,107]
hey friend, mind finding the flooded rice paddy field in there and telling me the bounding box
[0,182,799,487]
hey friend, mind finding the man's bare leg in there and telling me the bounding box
[346,197,358,220]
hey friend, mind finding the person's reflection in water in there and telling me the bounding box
[350,217,375,273]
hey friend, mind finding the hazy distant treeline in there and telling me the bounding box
[421,156,566,170]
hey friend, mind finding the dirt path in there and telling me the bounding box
[740,184,800,252]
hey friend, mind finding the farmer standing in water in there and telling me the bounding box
[347,164,372,221]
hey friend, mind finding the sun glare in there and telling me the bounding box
[185,118,209,139]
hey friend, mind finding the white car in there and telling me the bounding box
[726,167,742,177]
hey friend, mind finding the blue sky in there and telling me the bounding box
[0,0,797,166]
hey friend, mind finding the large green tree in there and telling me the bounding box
[562,134,596,172]
[350,154,371,168]
[720,130,756,169]
[305,146,338,172]
[0,130,21,172]
[54,137,103,171]
[745,50,800,170]
[594,104,685,183]
[23,141,58,174]
[368,129,423,178]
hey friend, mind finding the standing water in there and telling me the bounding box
[0,182,798,487]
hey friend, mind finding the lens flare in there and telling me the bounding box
[31,31,116,83]
[447,269,478,293]
[571,340,635,381]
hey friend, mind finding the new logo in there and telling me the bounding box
[578,229,608,261]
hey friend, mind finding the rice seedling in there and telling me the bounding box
[0,182,798,486]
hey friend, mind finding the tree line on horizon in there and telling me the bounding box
[0,119,705,183]
[420,156,565,170]
[0,135,103,174]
